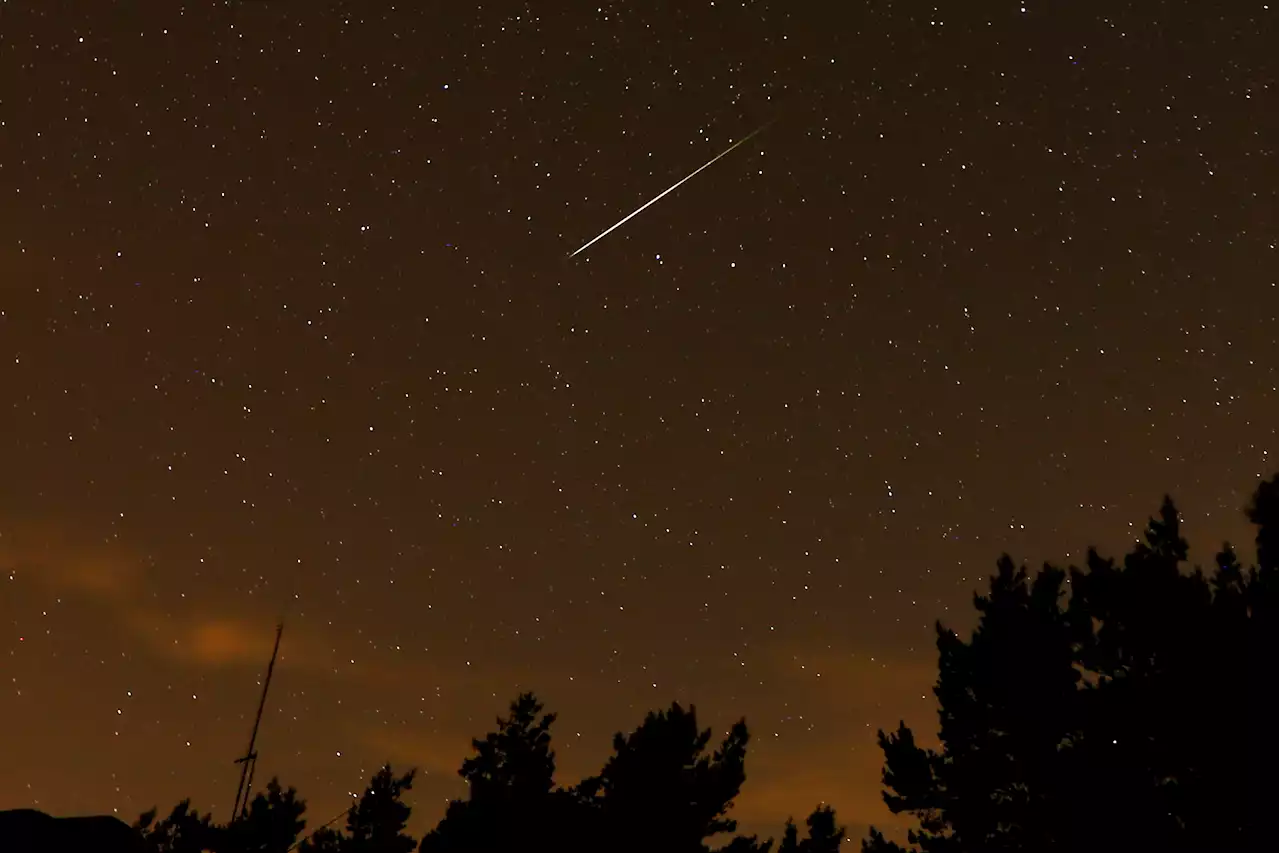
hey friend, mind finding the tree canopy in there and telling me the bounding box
[299,764,417,853]
[864,475,1277,852]
[5,476,1272,853]
[419,693,819,853]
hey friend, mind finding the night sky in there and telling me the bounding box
[1,0,1274,843]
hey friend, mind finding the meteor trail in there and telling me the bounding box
[569,121,774,258]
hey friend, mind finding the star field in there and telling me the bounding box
[0,0,1274,841]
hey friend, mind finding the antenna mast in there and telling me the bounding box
[231,622,284,822]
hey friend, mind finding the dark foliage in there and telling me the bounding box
[864,475,1278,853]
[778,805,846,853]
[419,692,572,852]
[298,764,417,853]
[579,701,751,853]
[420,692,839,853]
[131,777,305,853]
[133,800,218,853]
[11,477,1268,853]
[221,777,308,853]
[11,689,832,853]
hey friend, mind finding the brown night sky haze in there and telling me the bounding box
[0,0,1275,842]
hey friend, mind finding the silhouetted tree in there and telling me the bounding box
[722,835,774,853]
[418,693,800,853]
[577,701,751,853]
[299,765,416,853]
[222,778,307,853]
[777,806,845,853]
[134,800,218,853]
[420,692,573,852]
[864,476,1278,853]
[346,765,417,853]
[300,825,343,853]
[461,692,557,802]
[715,804,848,853]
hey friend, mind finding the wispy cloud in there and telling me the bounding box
[0,519,143,601]
[3,516,342,677]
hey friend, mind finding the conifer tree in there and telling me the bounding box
[863,476,1278,852]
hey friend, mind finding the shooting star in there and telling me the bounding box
[570,121,774,258]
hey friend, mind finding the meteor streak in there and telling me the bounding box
[569,121,774,258]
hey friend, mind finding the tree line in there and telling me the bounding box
[128,690,844,853]
[7,476,1274,852]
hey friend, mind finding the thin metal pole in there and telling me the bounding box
[231,623,284,821]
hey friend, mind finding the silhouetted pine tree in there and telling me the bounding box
[721,835,775,853]
[777,806,845,853]
[419,692,576,852]
[345,765,417,853]
[134,800,217,853]
[300,825,343,853]
[576,702,750,853]
[863,475,1278,853]
[299,765,416,853]
[416,694,802,853]
[222,778,307,853]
